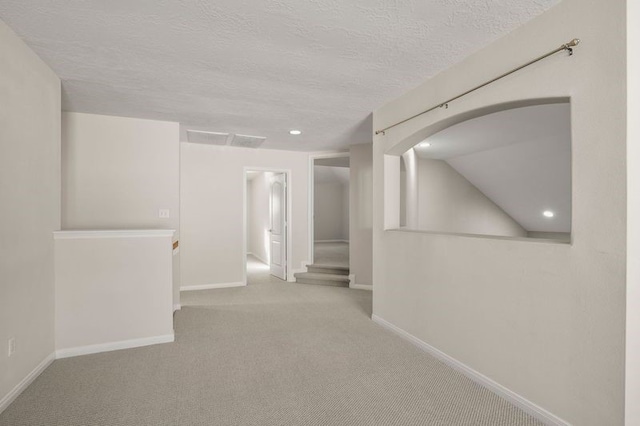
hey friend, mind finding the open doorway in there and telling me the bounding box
[244,169,290,285]
[313,157,350,267]
[295,154,350,287]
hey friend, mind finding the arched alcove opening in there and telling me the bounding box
[390,99,572,242]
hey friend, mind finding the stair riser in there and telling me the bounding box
[306,266,349,275]
[296,279,349,287]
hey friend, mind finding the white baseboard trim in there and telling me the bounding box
[371,315,569,426]
[173,303,181,312]
[180,282,245,291]
[246,252,268,265]
[289,261,310,282]
[0,352,55,414]
[254,254,269,265]
[56,334,175,359]
[289,268,306,282]
[348,274,372,290]
[315,239,349,243]
[350,284,372,291]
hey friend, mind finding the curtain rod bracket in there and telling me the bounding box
[564,38,580,56]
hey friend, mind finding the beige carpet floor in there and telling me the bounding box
[0,259,542,426]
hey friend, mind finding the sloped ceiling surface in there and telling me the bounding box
[416,103,571,233]
[0,0,558,151]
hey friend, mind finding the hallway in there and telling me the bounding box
[1,264,541,426]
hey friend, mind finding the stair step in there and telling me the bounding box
[306,264,350,275]
[294,272,350,288]
[296,278,350,288]
[295,272,350,281]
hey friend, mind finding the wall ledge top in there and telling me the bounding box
[54,229,175,239]
[388,228,571,245]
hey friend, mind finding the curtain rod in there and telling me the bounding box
[375,38,580,136]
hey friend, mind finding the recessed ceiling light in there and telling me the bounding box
[418,142,431,148]
[289,130,302,135]
[543,210,555,218]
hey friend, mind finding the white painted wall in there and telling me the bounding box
[247,171,272,264]
[246,178,253,254]
[401,149,419,229]
[416,158,527,237]
[373,0,626,424]
[313,166,349,242]
[54,231,174,357]
[61,113,181,306]
[342,179,350,240]
[627,0,639,424]
[349,144,373,286]
[0,18,60,410]
[314,182,349,241]
[181,144,309,286]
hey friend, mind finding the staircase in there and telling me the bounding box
[294,264,350,287]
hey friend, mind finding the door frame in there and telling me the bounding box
[307,152,350,265]
[243,167,293,284]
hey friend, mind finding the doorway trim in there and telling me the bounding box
[243,167,293,285]
[307,151,350,265]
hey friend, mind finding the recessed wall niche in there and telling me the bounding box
[398,102,571,242]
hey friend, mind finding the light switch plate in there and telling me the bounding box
[159,209,170,219]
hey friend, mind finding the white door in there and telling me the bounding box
[269,173,287,280]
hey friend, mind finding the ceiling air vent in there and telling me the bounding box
[230,134,266,149]
[186,130,230,146]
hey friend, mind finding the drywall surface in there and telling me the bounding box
[313,165,349,242]
[61,113,181,305]
[62,113,180,230]
[401,149,419,229]
[54,231,174,353]
[0,18,60,409]
[181,143,309,286]
[246,178,253,257]
[315,182,349,241]
[627,0,639,424]
[372,0,626,424]
[247,172,272,264]
[350,144,373,286]
[342,178,350,240]
[416,158,526,237]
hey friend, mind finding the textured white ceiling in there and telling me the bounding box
[0,0,558,151]
[416,103,571,233]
